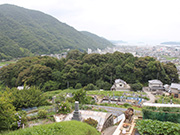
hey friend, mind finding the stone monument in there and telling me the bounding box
[72,101,82,121]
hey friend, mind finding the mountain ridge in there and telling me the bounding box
[0,4,114,60]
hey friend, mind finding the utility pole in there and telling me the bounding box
[110,72,112,84]
[157,72,159,79]
[67,81,69,88]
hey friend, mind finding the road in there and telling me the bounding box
[101,125,117,135]
[143,90,156,103]
[86,105,141,116]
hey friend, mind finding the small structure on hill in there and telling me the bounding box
[111,79,131,91]
[170,83,180,98]
[148,79,164,91]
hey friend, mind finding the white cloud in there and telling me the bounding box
[0,0,180,43]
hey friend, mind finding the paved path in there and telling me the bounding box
[86,105,141,116]
[143,90,156,103]
[101,126,117,135]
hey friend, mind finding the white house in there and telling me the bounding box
[148,79,164,91]
[111,79,130,91]
[170,83,180,98]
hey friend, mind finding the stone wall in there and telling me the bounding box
[102,114,114,131]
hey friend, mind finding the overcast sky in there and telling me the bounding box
[0,0,180,44]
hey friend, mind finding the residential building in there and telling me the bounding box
[170,83,180,98]
[148,79,164,91]
[111,79,130,91]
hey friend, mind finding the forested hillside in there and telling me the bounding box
[0,4,114,60]
[0,50,178,90]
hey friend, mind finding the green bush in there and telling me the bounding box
[84,83,97,90]
[66,97,75,103]
[142,107,180,123]
[136,119,180,135]
[55,94,65,104]
[37,109,48,118]
[84,118,98,128]
[3,121,100,135]
[130,82,143,91]
[75,83,82,89]
[73,89,88,104]
[123,103,132,107]
[42,80,60,92]
[57,101,71,114]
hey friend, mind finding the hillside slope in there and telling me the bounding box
[2,121,100,135]
[81,31,113,48]
[0,4,114,60]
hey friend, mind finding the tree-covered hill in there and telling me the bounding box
[0,50,178,90]
[0,4,114,60]
[81,31,113,48]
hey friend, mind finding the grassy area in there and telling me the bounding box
[43,89,147,100]
[156,95,180,104]
[43,89,78,99]
[87,90,146,97]
[1,121,100,135]
[100,103,142,111]
[0,61,16,66]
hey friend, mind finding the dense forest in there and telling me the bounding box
[0,4,114,60]
[0,50,178,90]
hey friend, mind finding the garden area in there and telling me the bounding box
[136,119,180,135]
[135,106,180,134]
[155,95,180,104]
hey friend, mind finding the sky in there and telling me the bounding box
[0,0,180,44]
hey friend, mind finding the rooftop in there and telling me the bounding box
[170,83,180,90]
[148,79,162,84]
[115,79,127,84]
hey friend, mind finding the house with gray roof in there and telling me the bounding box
[170,83,180,98]
[111,79,130,91]
[148,79,164,91]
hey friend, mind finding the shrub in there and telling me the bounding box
[37,109,48,118]
[96,80,111,90]
[130,82,143,91]
[66,97,75,103]
[84,83,97,90]
[55,94,65,104]
[84,118,98,128]
[57,101,71,114]
[73,89,87,104]
[136,119,180,135]
[42,80,60,92]
[123,103,132,108]
[75,83,82,89]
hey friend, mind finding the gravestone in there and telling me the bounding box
[170,99,173,104]
[108,96,111,103]
[72,101,82,121]
[52,96,56,104]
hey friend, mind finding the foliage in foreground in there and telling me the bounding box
[136,119,180,135]
[142,106,180,123]
[9,86,50,110]
[0,91,16,131]
[83,118,98,128]
[2,121,100,135]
